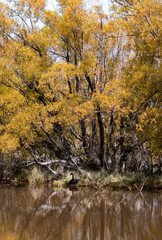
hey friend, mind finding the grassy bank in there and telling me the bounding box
[1,167,161,190]
[52,171,162,190]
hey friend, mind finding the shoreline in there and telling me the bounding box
[0,172,162,191]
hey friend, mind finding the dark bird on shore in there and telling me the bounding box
[68,173,80,185]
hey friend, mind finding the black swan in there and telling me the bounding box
[68,173,80,185]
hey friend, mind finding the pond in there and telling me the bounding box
[0,186,161,240]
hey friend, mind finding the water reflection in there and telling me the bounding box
[0,186,161,240]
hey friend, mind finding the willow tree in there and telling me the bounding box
[0,0,161,175]
[110,0,161,171]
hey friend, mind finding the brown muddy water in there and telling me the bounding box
[0,186,161,240]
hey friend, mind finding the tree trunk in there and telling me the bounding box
[96,105,105,168]
[106,108,116,171]
[119,116,125,170]
[80,119,90,159]
[91,116,98,155]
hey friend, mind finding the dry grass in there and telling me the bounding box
[25,168,162,190]
[27,166,45,185]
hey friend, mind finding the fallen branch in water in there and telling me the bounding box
[134,176,149,192]
[117,178,132,191]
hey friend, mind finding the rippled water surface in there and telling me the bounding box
[0,186,161,240]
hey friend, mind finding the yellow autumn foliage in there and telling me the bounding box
[0,0,161,160]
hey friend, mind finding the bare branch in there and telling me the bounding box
[48,24,82,58]
[134,176,149,192]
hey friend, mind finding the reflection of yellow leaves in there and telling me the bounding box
[0,232,21,240]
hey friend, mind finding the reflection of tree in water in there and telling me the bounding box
[0,187,161,240]
[80,190,162,240]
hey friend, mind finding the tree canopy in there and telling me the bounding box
[0,0,161,176]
